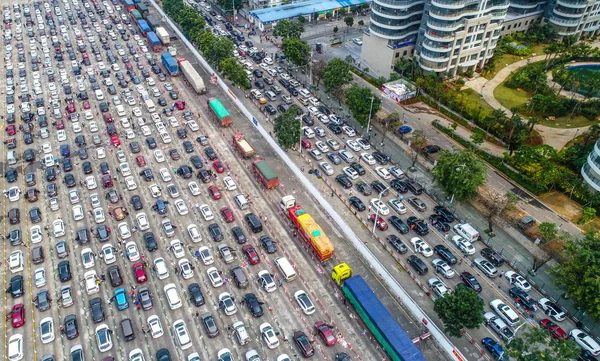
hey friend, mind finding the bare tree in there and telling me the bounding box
[409,130,426,170]
[311,60,326,88]
[479,188,518,233]
[531,253,552,273]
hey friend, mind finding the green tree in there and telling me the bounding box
[281,37,311,66]
[274,106,302,150]
[344,85,381,127]
[507,327,580,361]
[325,12,332,20]
[333,26,338,34]
[579,207,597,224]
[381,112,401,138]
[272,20,304,39]
[323,58,353,93]
[220,57,250,89]
[338,8,347,16]
[198,29,216,54]
[470,129,485,149]
[433,286,484,338]
[432,150,487,202]
[538,222,558,242]
[216,0,243,11]
[297,15,306,23]
[344,16,354,28]
[358,19,364,27]
[205,36,234,70]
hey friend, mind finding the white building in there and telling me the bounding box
[582,139,600,192]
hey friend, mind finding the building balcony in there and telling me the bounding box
[429,6,479,21]
[422,40,453,52]
[553,7,586,18]
[419,58,448,71]
[371,15,422,30]
[489,10,508,18]
[430,0,479,9]
[373,0,425,10]
[549,14,581,26]
[371,6,423,19]
[582,163,600,192]
[556,0,588,8]
[420,50,450,62]
[485,0,509,10]
[369,24,418,39]
[424,30,456,41]
[508,0,545,9]
[426,18,465,31]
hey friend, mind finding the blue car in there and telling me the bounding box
[115,288,129,311]
[398,125,413,134]
[153,200,168,215]
[482,337,508,360]
[60,144,71,157]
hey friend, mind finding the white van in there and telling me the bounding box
[95,89,104,100]
[275,257,297,282]
[234,194,249,210]
[7,150,17,165]
[490,299,520,327]
[9,250,24,273]
[144,99,156,113]
[453,223,480,242]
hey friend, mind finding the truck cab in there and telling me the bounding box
[332,263,353,285]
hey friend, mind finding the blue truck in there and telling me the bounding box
[146,32,161,51]
[137,19,151,35]
[342,275,426,361]
[161,52,179,76]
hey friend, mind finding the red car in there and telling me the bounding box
[208,185,221,200]
[539,319,567,340]
[314,321,337,346]
[102,175,114,188]
[175,100,186,110]
[111,134,121,147]
[55,119,65,129]
[133,262,147,283]
[66,103,76,113]
[221,207,235,223]
[213,160,225,173]
[82,101,91,109]
[11,304,25,328]
[242,245,260,265]
[103,113,113,123]
[6,125,16,136]
[136,155,146,167]
[301,138,312,149]
[368,214,389,231]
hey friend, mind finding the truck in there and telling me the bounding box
[129,9,142,21]
[155,27,170,45]
[135,2,148,15]
[161,52,179,76]
[146,32,162,52]
[179,59,206,94]
[123,0,135,11]
[145,14,160,30]
[137,19,151,36]
[232,133,255,158]
[280,196,334,261]
[207,98,231,126]
[333,266,427,361]
[253,160,279,189]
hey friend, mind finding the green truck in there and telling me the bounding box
[145,14,160,30]
[253,160,279,189]
[207,98,232,127]
[129,9,142,21]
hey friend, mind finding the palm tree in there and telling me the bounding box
[586,77,600,98]
[527,116,540,133]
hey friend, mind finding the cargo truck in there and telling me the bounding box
[179,59,206,94]
[123,0,135,11]
[253,160,279,189]
[207,98,231,126]
[232,133,255,158]
[160,52,179,76]
[135,2,148,15]
[333,266,427,361]
[145,14,160,30]
[155,27,170,45]
[137,19,151,35]
[146,32,162,52]
[129,9,142,21]
[280,196,334,261]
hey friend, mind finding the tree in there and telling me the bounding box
[272,20,304,39]
[381,112,401,138]
[344,16,354,28]
[216,0,243,11]
[205,36,234,70]
[274,106,302,150]
[220,57,250,89]
[333,26,338,34]
[507,327,580,361]
[433,286,484,338]
[538,222,558,242]
[325,12,332,20]
[281,37,311,66]
[198,29,216,54]
[432,150,487,202]
[297,15,305,23]
[470,129,485,149]
[358,19,364,27]
[579,207,597,224]
[344,85,381,127]
[551,230,600,319]
[323,58,353,93]
[311,60,327,88]
[480,189,516,233]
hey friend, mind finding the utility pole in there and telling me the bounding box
[366,96,375,137]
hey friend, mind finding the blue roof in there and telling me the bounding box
[249,0,370,24]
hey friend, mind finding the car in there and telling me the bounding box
[539,318,567,340]
[188,181,201,195]
[260,235,277,253]
[293,330,315,357]
[434,205,455,222]
[260,323,280,349]
[407,255,429,275]
[95,324,113,352]
[223,177,237,190]
[429,214,450,232]
[90,298,105,324]
[58,261,72,282]
[349,196,366,211]
[480,247,505,267]
[207,267,224,287]
[294,290,315,315]
[138,287,153,310]
[460,272,482,292]
[481,337,508,361]
[81,248,95,269]
[201,312,219,338]
[188,283,205,306]
[11,304,25,329]
[407,197,427,212]
[34,268,46,288]
[375,167,391,180]
[208,185,221,200]
[40,317,55,344]
[242,245,261,265]
[64,314,79,340]
[427,277,450,297]
[118,222,132,239]
[452,236,475,255]
[388,199,407,214]
[538,298,566,321]
[148,315,164,339]
[411,237,433,257]
[221,207,235,223]
[432,258,455,278]
[508,287,537,311]
[369,198,390,216]
[125,242,140,261]
[388,216,410,234]
[369,214,389,230]
[178,259,194,279]
[473,258,498,278]
[199,247,214,265]
[173,319,192,350]
[174,199,189,215]
[258,270,277,293]
[504,271,531,291]
[434,245,458,265]
[218,292,237,316]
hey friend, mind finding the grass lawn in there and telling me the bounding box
[483,43,547,80]
[460,88,496,117]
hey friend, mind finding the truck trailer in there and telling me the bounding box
[160,52,179,76]
[146,32,162,52]
[137,19,151,35]
[253,160,279,189]
[207,98,231,126]
[179,59,206,94]
[155,27,170,45]
[232,133,255,158]
[145,14,160,30]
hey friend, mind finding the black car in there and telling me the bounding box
[190,155,203,169]
[429,214,450,232]
[422,145,441,154]
[23,149,35,162]
[252,69,263,78]
[579,350,599,361]
[107,265,123,287]
[390,179,409,193]
[231,226,247,244]
[168,91,178,100]
[371,181,388,195]
[387,235,408,253]
[29,207,42,223]
[350,162,366,176]
[64,314,79,339]
[197,169,211,183]
[140,168,154,181]
[407,216,429,236]
[434,245,457,265]
[201,313,219,338]
[302,115,314,126]
[459,271,482,292]
[264,104,276,115]
[336,174,352,188]
[356,181,372,196]
[96,225,111,242]
[130,195,143,210]
[177,165,192,179]
[7,276,24,298]
[62,158,73,172]
[328,123,342,134]
[389,216,409,234]
[407,255,428,275]
[244,293,264,317]
[208,223,224,241]
[76,229,89,244]
[158,97,167,106]
[8,230,21,247]
[177,128,188,139]
[45,167,56,181]
[260,235,277,253]
[64,173,76,187]
[58,261,72,282]
[99,102,109,112]
[78,148,88,160]
[82,162,92,174]
[146,137,157,149]
[188,283,205,306]
[434,205,455,223]
[509,287,537,311]
[106,189,119,203]
[129,141,140,153]
[204,147,218,160]
[349,196,366,211]
[89,297,105,323]
[372,151,390,165]
[480,248,505,267]
[254,80,264,89]
[143,232,158,252]
[294,330,315,357]
[100,162,110,175]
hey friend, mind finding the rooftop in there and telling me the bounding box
[249,0,371,24]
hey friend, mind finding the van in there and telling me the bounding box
[95,89,104,100]
[453,223,480,242]
[7,150,16,165]
[339,150,355,163]
[264,91,277,101]
[490,299,520,327]
[8,250,24,273]
[144,99,156,113]
[31,246,44,264]
[120,318,135,341]
[275,257,297,282]
[230,266,249,289]
[245,213,263,233]
[483,311,514,342]
[234,194,249,210]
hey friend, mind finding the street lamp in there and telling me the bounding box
[365,96,376,137]
[372,186,390,234]
[299,116,303,154]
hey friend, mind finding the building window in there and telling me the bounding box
[460,57,465,62]
[525,20,529,25]
[403,50,407,56]
[507,25,511,30]
[395,52,400,58]
[451,59,457,65]
[518,22,521,27]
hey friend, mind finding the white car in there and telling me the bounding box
[95,324,113,352]
[411,237,433,257]
[164,284,183,310]
[154,258,170,280]
[360,152,376,165]
[260,323,280,349]
[388,166,405,178]
[188,181,201,195]
[69,190,80,204]
[149,184,161,198]
[125,242,140,261]
[187,224,202,243]
[119,162,131,176]
[30,225,43,244]
[223,176,237,191]
[61,286,74,308]
[40,317,55,344]
[538,298,566,322]
[504,271,531,291]
[315,141,330,153]
[132,107,142,117]
[375,167,392,180]
[57,130,67,141]
[72,205,84,221]
[136,213,150,231]
[342,126,356,137]
[159,168,172,182]
[125,176,138,190]
[346,139,361,152]
[452,236,475,255]
[342,166,359,180]
[34,268,46,288]
[258,270,277,293]
[90,193,101,208]
[173,319,192,350]
[356,138,371,150]
[118,222,132,239]
[178,259,194,279]
[170,239,185,259]
[84,270,100,295]
[319,162,334,176]
[218,292,238,316]
[432,259,455,278]
[81,248,95,269]
[147,315,164,339]
[294,290,316,315]
[8,187,20,202]
[93,208,105,223]
[129,349,145,361]
[175,199,189,215]
[97,148,106,159]
[388,199,407,214]
[86,176,98,190]
[199,246,214,265]
[207,267,224,287]
[89,122,99,132]
[154,150,166,162]
[570,329,600,356]
[101,244,117,264]
[53,219,65,237]
[200,204,214,220]
[42,142,52,153]
[427,277,450,297]
[369,199,390,216]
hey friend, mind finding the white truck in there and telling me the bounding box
[179,59,206,94]
[155,27,170,45]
